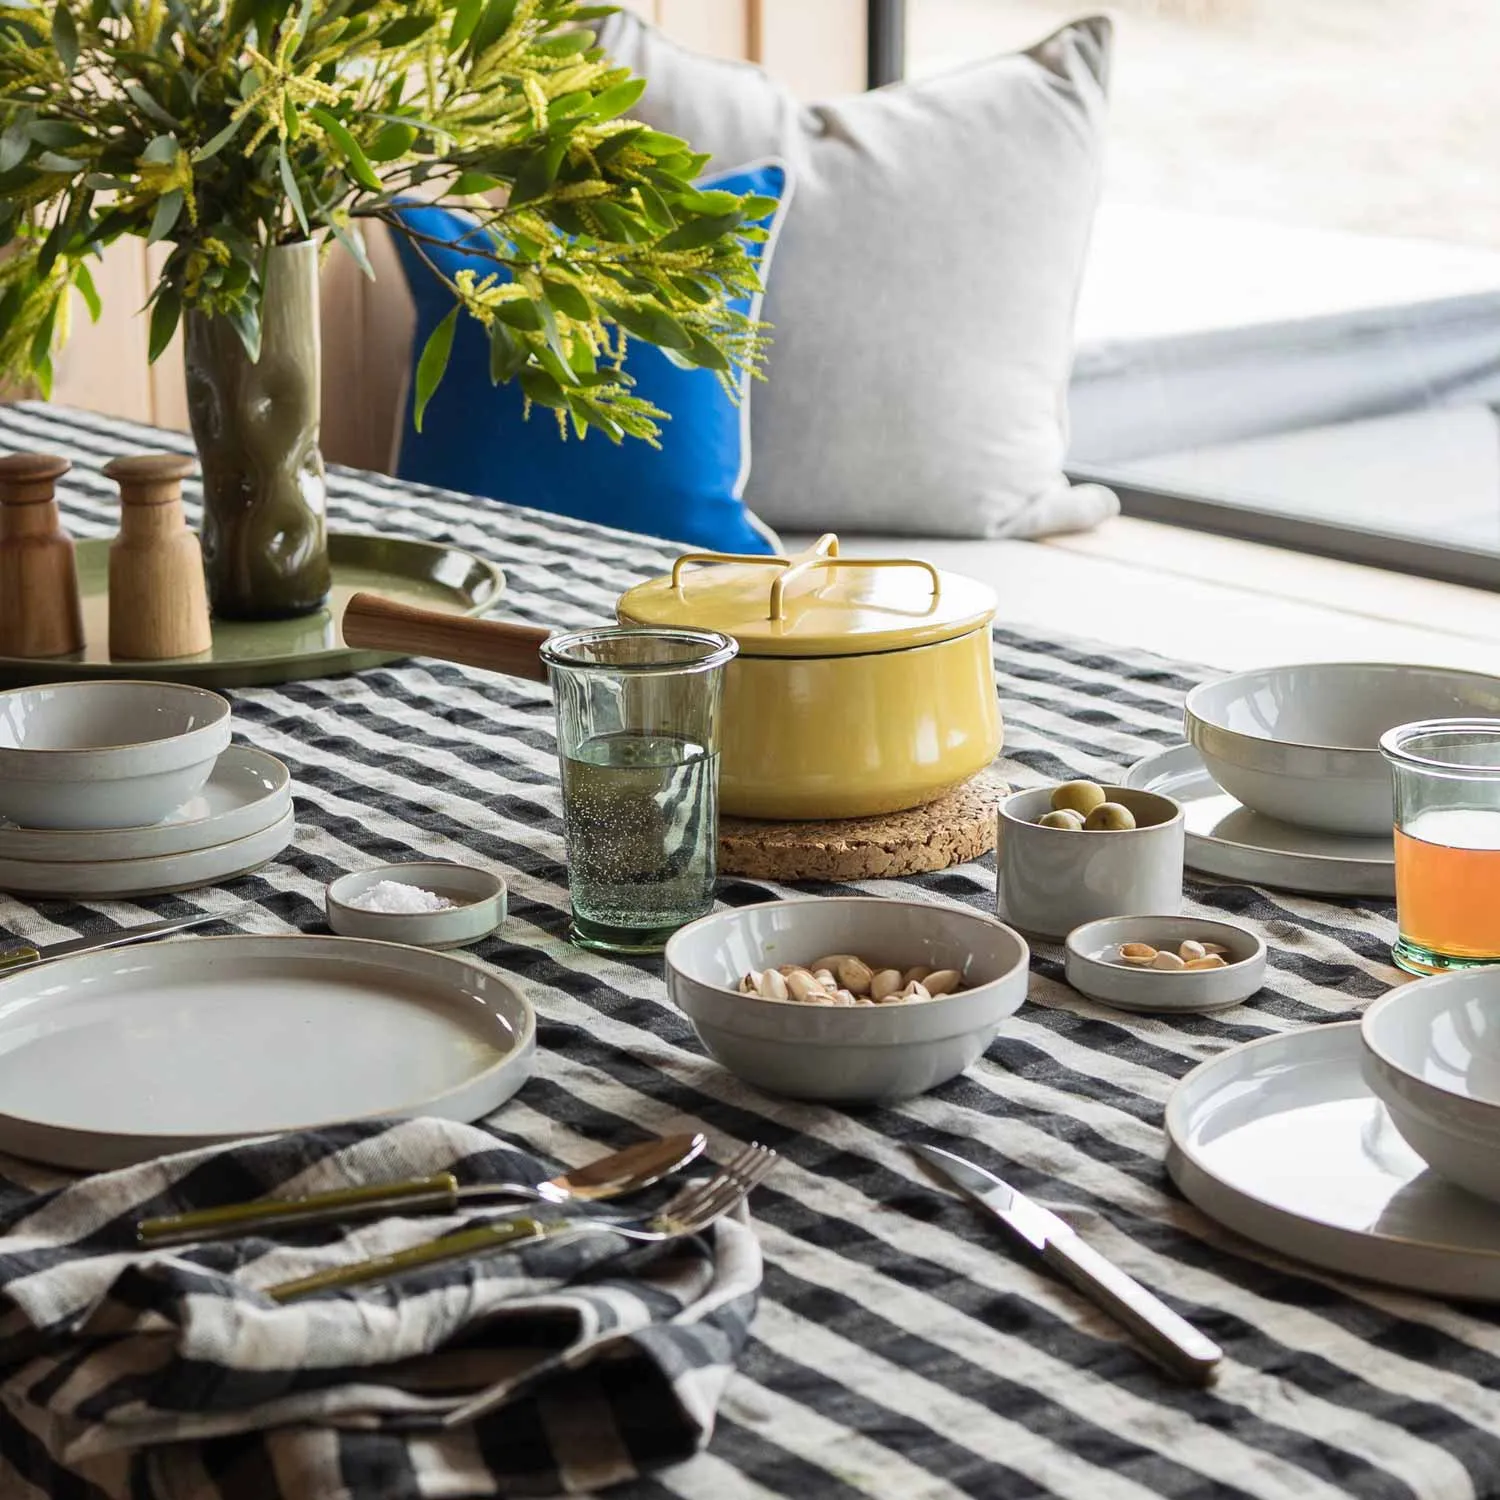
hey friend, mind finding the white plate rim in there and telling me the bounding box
[0,746,291,862]
[0,806,294,898]
[0,933,538,1169]
[1165,1021,1500,1298]
[1124,744,1394,896]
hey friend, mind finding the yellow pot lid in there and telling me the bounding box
[617,535,998,658]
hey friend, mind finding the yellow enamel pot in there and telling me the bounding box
[616,535,1002,821]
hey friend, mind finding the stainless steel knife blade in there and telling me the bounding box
[908,1142,1223,1384]
[0,903,249,973]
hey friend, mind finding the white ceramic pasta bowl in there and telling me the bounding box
[1361,969,1500,1206]
[0,680,232,829]
[1185,662,1500,837]
[664,896,1029,1103]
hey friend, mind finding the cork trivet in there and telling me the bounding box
[719,769,1009,882]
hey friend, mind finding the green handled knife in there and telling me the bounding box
[0,904,248,974]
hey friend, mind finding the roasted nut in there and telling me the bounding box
[1202,943,1229,956]
[855,996,875,1006]
[900,981,933,1002]
[903,966,933,986]
[758,968,790,1000]
[778,965,815,979]
[811,955,857,976]
[1185,954,1228,970]
[831,989,858,1006]
[870,968,903,1001]
[813,968,837,987]
[1178,940,1207,962]
[1150,951,1186,971]
[1118,942,1157,966]
[739,971,761,994]
[835,957,874,996]
[786,970,826,1003]
[924,968,963,997]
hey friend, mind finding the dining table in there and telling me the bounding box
[0,399,1494,1500]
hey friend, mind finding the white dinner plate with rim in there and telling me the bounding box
[1166,1021,1500,1301]
[0,934,536,1169]
[1124,744,1394,898]
[0,746,291,862]
[0,806,294,899]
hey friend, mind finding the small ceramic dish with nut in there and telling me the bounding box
[1064,915,1266,1014]
[326,862,506,951]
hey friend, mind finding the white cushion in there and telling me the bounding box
[601,13,1119,540]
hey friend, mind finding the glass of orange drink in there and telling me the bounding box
[1382,719,1500,976]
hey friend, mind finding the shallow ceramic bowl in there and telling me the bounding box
[0,680,232,830]
[1361,970,1500,1206]
[327,862,507,950]
[996,786,1184,940]
[1185,663,1500,837]
[664,896,1029,1103]
[1064,915,1266,1014]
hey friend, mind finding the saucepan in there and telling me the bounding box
[342,534,1002,821]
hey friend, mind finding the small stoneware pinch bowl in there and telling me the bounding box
[996,785,1184,940]
[326,862,506,950]
[1064,915,1266,1014]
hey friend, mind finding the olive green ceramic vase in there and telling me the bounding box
[185,240,331,620]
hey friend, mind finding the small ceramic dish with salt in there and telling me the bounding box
[325,862,506,951]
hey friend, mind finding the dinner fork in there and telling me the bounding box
[263,1142,779,1303]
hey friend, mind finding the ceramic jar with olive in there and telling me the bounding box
[996,780,1186,940]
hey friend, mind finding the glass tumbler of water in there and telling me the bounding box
[541,625,738,954]
[1382,718,1500,975]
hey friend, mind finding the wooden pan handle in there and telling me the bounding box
[341,592,551,684]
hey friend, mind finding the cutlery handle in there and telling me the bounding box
[1042,1235,1223,1385]
[0,946,38,973]
[138,1174,463,1246]
[265,1215,551,1302]
[341,593,551,683]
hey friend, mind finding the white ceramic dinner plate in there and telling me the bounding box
[0,806,294,899]
[1124,745,1394,898]
[0,935,537,1169]
[0,746,291,862]
[1166,1022,1500,1301]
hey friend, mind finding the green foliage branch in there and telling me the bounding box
[0,0,772,441]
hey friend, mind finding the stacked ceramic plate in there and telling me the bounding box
[1126,662,1500,897]
[0,680,294,899]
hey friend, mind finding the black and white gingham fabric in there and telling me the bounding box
[2,401,1497,1500]
[0,1117,759,1499]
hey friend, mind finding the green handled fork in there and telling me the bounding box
[263,1142,779,1303]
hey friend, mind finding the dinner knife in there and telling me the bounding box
[0,904,249,973]
[909,1143,1223,1385]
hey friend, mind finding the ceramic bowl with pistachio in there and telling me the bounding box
[737,953,968,1007]
[1111,937,1240,971]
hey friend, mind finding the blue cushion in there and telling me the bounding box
[391,161,790,554]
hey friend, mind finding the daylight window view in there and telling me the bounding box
[910,0,1500,566]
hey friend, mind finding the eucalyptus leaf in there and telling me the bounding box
[147,187,183,244]
[278,147,309,235]
[50,3,78,71]
[605,300,692,351]
[586,77,646,122]
[519,365,567,409]
[509,137,567,206]
[123,81,178,128]
[147,288,180,362]
[375,13,433,45]
[466,0,516,60]
[34,151,85,172]
[0,124,29,174]
[311,107,382,191]
[193,115,244,162]
[413,304,459,431]
[447,0,481,51]
[541,275,590,321]
[488,320,525,384]
[367,121,417,161]
[492,297,542,332]
[141,133,178,163]
[657,211,745,252]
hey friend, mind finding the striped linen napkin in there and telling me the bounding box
[0,1118,761,1499]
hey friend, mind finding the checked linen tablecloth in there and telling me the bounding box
[1,400,1496,1500]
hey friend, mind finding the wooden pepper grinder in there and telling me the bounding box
[0,453,86,658]
[104,454,213,660]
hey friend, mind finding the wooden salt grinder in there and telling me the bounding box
[0,453,86,658]
[104,454,213,660]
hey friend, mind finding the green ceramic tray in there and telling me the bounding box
[0,532,505,689]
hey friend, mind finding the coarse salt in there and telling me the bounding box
[348,879,455,914]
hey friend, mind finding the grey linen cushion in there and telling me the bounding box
[601,13,1118,539]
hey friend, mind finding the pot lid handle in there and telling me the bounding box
[669,533,941,623]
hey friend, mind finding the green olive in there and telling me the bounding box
[1050,780,1107,817]
[1083,801,1137,831]
[1037,808,1085,830]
